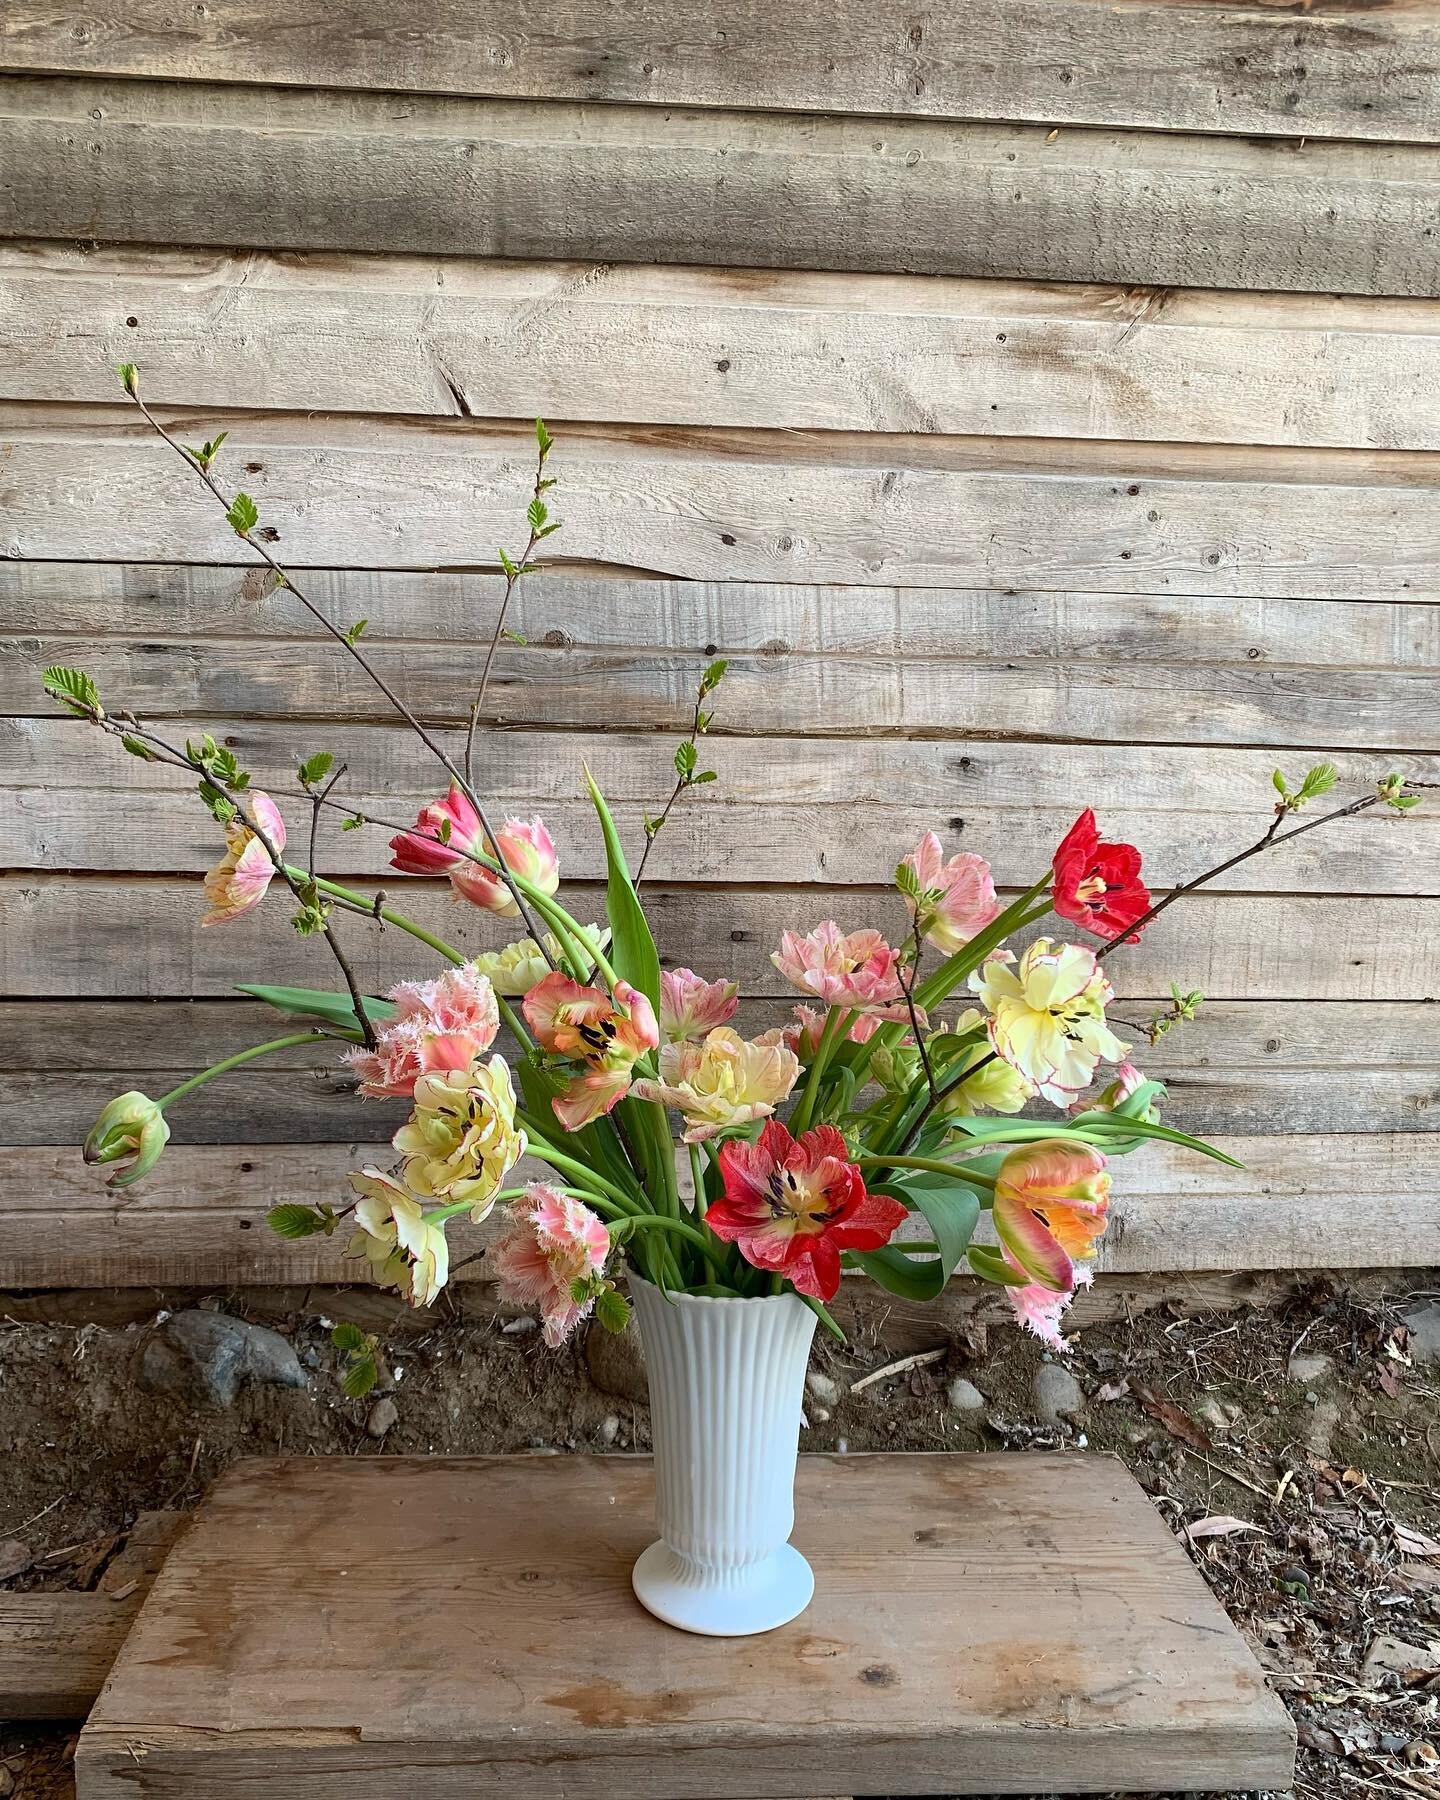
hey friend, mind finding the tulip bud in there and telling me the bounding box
[83,1091,171,1189]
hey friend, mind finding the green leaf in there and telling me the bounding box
[691,770,718,784]
[226,492,259,535]
[701,658,728,694]
[331,1321,368,1352]
[674,739,698,779]
[342,813,365,830]
[42,665,102,718]
[498,547,519,580]
[298,751,334,787]
[268,1204,327,1240]
[1300,761,1338,799]
[527,497,548,533]
[583,766,661,1013]
[535,417,554,456]
[595,1288,631,1333]
[1072,1110,1243,1166]
[343,618,368,647]
[853,1182,980,1301]
[341,1355,378,1400]
[966,1245,1030,1287]
[1272,769,1288,795]
[120,732,156,761]
[117,361,139,396]
[234,982,393,1034]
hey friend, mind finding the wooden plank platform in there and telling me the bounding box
[76,1454,1295,1798]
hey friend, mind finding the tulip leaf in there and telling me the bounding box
[583,766,661,1013]
[966,1245,1030,1287]
[1071,1110,1242,1166]
[236,983,392,1035]
[851,1181,980,1301]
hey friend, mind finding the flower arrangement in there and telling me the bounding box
[60,369,1428,1369]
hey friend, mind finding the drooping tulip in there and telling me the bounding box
[83,1090,171,1189]
[201,792,286,926]
[771,922,914,1021]
[389,786,558,916]
[346,1165,450,1308]
[990,1139,1111,1292]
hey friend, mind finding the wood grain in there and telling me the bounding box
[4,76,1438,294]
[6,875,1432,1002]
[7,408,1440,597]
[78,1453,1297,1797]
[8,564,1440,752]
[10,242,1440,450]
[4,0,1436,145]
[6,719,1433,893]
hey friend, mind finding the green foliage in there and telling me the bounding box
[268,1203,328,1240]
[119,732,156,760]
[1378,772,1422,812]
[42,665,102,719]
[674,739,697,779]
[585,767,661,1011]
[332,1321,380,1399]
[535,417,554,457]
[197,781,236,824]
[226,492,259,536]
[185,732,248,791]
[343,618,367,647]
[117,361,140,396]
[341,813,366,831]
[700,658,728,695]
[595,1287,632,1333]
[1273,761,1338,813]
[184,432,228,472]
[851,1181,981,1301]
[297,751,334,788]
[234,983,393,1035]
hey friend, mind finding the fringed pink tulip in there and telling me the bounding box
[771,922,914,1021]
[389,787,558,916]
[659,968,739,1042]
[902,832,1000,954]
[201,792,285,926]
[345,963,501,1099]
[1004,1260,1093,1351]
[708,1119,907,1302]
[783,1005,884,1059]
[991,1139,1111,1293]
[522,973,660,1128]
[489,1181,612,1346]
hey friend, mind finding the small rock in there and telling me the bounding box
[585,1322,649,1404]
[1362,1635,1440,1682]
[501,1316,539,1336]
[0,1537,33,1581]
[806,1370,840,1406]
[1033,1362,1084,1425]
[1195,1396,1239,1435]
[1407,1741,1439,1771]
[599,1414,620,1445]
[946,1377,986,1413]
[1304,1397,1341,1459]
[809,1405,831,1424]
[1288,1352,1334,1386]
[139,1310,308,1408]
[1402,1301,1440,1365]
[365,1397,398,1440]
[0,1764,14,1796]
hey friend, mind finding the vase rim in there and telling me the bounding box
[626,1269,807,1310]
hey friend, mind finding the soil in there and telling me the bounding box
[2,1273,1438,1800]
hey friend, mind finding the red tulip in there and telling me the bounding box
[1051,809,1150,943]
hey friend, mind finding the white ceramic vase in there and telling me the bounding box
[628,1272,819,1636]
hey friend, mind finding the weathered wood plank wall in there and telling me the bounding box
[1,1,1436,1288]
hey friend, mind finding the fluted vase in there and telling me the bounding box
[628,1272,818,1636]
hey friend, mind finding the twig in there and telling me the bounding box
[123,382,556,960]
[849,1346,947,1393]
[635,659,726,887]
[306,761,348,879]
[896,925,937,1104]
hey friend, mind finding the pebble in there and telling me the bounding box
[501,1316,539,1336]
[1195,1396,1243,1435]
[946,1377,987,1413]
[600,1414,620,1445]
[1304,1397,1341,1458]
[809,1405,831,1424]
[139,1310,308,1409]
[805,1370,840,1406]
[1288,1351,1335,1386]
[585,1321,649,1403]
[365,1397,398,1440]
[1033,1362,1084,1425]
[1402,1301,1440,1365]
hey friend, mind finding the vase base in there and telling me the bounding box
[631,1540,814,1637]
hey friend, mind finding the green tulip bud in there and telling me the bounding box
[83,1091,170,1189]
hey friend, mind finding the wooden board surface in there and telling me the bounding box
[74,1454,1296,1798]
[6,720,1433,892]
[7,409,1440,597]
[4,0,1436,146]
[5,76,1439,295]
[6,1131,1433,1289]
[10,242,1440,450]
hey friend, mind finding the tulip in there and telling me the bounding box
[1051,809,1150,943]
[901,832,1000,954]
[201,792,285,926]
[347,1166,450,1308]
[83,1090,171,1189]
[389,787,558,916]
[969,939,1129,1106]
[991,1139,1111,1292]
[522,974,660,1129]
[490,1182,612,1346]
[391,1055,527,1219]
[345,963,500,1099]
[659,968,739,1042]
[631,1026,800,1143]
[771,922,915,1021]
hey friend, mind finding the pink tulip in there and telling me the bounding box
[659,968,739,1042]
[490,1182,612,1346]
[770,922,913,1020]
[389,788,558,917]
[1004,1260,1093,1350]
[991,1140,1111,1293]
[522,973,660,1129]
[345,963,501,1099]
[783,1005,884,1059]
[902,832,1000,955]
[201,792,286,926]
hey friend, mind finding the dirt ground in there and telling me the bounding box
[2,1273,1438,1800]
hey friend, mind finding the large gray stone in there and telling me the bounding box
[1033,1362,1084,1426]
[585,1322,649,1404]
[139,1310,308,1408]
[1403,1301,1440,1365]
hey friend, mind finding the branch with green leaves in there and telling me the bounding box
[634,658,728,886]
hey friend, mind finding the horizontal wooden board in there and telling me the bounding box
[5,998,1431,1142]
[4,76,1439,294]
[4,1133,1433,1287]
[5,719,1433,893]
[5,875,1433,1002]
[9,242,1440,450]
[7,412,1440,598]
[4,0,1438,145]
[8,566,1440,750]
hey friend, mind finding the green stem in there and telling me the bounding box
[790,1006,850,1134]
[524,1135,645,1215]
[617,1213,729,1277]
[156,1032,334,1109]
[852,1152,997,1188]
[688,1143,709,1221]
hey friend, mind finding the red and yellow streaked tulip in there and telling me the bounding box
[522,973,660,1129]
[991,1139,1111,1293]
